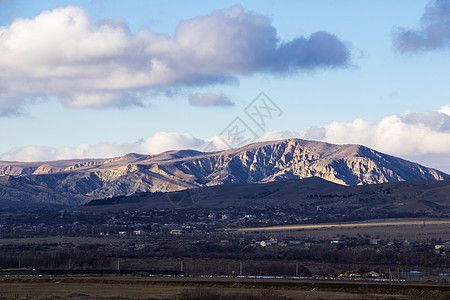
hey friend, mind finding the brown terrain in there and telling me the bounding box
[80,176,450,219]
[0,276,449,299]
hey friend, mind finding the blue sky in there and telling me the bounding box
[1,0,450,173]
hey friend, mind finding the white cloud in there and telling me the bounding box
[137,132,204,154]
[229,104,450,173]
[188,93,234,106]
[0,132,206,162]
[439,104,450,116]
[297,104,450,173]
[0,5,350,115]
[3,105,450,173]
[256,129,301,142]
[304,111,450,157]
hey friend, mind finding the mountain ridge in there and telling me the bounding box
[0,138,447,207]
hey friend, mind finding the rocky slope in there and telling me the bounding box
[0,139,447,206]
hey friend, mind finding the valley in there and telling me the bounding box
[1,139,450,299]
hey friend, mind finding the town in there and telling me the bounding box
[1,208,449,282]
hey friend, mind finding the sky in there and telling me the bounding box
[1,0,450,173]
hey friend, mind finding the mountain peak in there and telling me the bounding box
[0,138,447,206]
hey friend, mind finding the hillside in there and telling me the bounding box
[0,138,447,207]
[81,177,450,219]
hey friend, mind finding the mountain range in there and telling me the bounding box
[0,138,447,208]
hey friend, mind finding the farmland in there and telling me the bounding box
[1,275,450,299]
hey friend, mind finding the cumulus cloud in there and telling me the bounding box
[188,93,234,106]
[237,104,450,173]
[0,132,206,162]
[394,0,450,52]
[439,104,450,115]
[298,105,450,173]
[138,132,204,154]
[0,5,350,115]
[2,106,450,174]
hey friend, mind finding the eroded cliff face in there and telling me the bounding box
[167,139,445,186]
[0,139,447,205]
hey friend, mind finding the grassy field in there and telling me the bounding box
[225,218,450,241]
[1,276,450,299]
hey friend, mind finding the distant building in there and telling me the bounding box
[370,239,384,245]
[244,214,256,221]
[260,238,278,247]
[403,240,416,246]
[260,240,272,247]
[170,229,185,235]
[365,271,380,278]
[435,241,450,253]
[330,239,346,245]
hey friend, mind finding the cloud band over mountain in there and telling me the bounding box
[2,105,450,174]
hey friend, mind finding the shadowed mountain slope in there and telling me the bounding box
[81,177,450,219]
